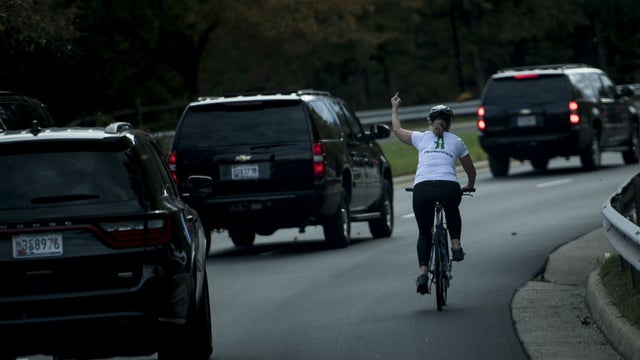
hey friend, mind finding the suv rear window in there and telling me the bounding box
[178,100,309,148]
[0,149,144,211]
[483,75,571,105]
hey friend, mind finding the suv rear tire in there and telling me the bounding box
[622,125,640,164]
[158,272,213,360]
[323,190,351,248]
[580,135,601,171]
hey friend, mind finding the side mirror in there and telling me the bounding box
[369,124,391,140]
[184,175,213,199]
[618,85,635,98]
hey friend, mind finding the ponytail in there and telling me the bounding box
[431,119,448,137]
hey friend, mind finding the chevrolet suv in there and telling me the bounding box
[477,64,640,176]
[169,90,394,249]
[0,123,212,359]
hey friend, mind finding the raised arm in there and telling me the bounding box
[391,92,413,145]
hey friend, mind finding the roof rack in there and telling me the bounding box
[105,122,133,134]
[498,63,593,73]
[197,89,331,101]
[296,89,331,96]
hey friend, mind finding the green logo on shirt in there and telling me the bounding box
[434,136,445,149]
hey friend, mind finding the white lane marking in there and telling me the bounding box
[402,213,415,218]
[535,178,573,188]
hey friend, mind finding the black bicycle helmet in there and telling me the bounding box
[428,105,453,124]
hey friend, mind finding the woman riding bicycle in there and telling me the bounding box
[390,93,476,295]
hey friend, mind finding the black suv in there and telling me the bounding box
[477,64,640,176]
[169,90,393,249]
[0,123,212,359]
[0,91,55,131]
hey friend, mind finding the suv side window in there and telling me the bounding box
[568,73,598,102]
[339,103,365,139]
[137,137,178,198]
[307,101,342,140]
[598,74,616,98]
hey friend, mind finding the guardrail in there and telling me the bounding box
[601,172,640,285]
[151,99,481,146]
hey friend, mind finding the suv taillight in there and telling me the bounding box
[168,151,178,182]
[569,101,580,124]
[100,213,171,248]
[477,106,486,131]
[313,142,326,178]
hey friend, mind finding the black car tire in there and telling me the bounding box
[489,155,509,177]
[228,228,256,247]
[158,272,213,360]
[581,134,601,171]
[622,125,640,164]
[369,180,394,238]
[323,189,351,248]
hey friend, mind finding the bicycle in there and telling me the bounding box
[406,187,475,311]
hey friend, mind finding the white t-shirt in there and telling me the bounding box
[411,131,469,185]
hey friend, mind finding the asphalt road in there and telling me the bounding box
[24,153,636,360]
[204,153,636,360]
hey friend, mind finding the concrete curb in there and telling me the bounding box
[586,269,640,360]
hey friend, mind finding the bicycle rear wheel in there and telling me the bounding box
[433,231,446,311]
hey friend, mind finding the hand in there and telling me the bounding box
[391,92,401,110]
[461,185,475,192]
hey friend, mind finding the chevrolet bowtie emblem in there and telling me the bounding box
[235,155,252,162]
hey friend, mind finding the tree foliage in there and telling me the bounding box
[1,0,640,127]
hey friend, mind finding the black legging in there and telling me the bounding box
[412,180,463,268]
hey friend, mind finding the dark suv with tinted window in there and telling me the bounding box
[477,64,639,176]
[0,123,212,359]
[0,91,55,131]
[169,90,393,249]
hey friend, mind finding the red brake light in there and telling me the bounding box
[569,101,580,124]
[100,213,171,248]
[477,106,486,131]
[569,101,579,111]
[168,151,178,182]
[514,74,539,79]
[312,142,326,178]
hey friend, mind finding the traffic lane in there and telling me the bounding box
[207,187,527,359]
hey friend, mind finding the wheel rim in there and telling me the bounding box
[633,130,640,159]
[340,206,350,239]
[383,198,392,229]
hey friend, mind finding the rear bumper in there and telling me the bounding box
[0,265,192,357]
[479,130,590,160]
[189,189,340,231]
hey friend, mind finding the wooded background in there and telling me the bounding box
[1,0,639,130]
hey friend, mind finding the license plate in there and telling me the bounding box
[231,164,259,180]
[13,233,63,258]
[517,115,536,127]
